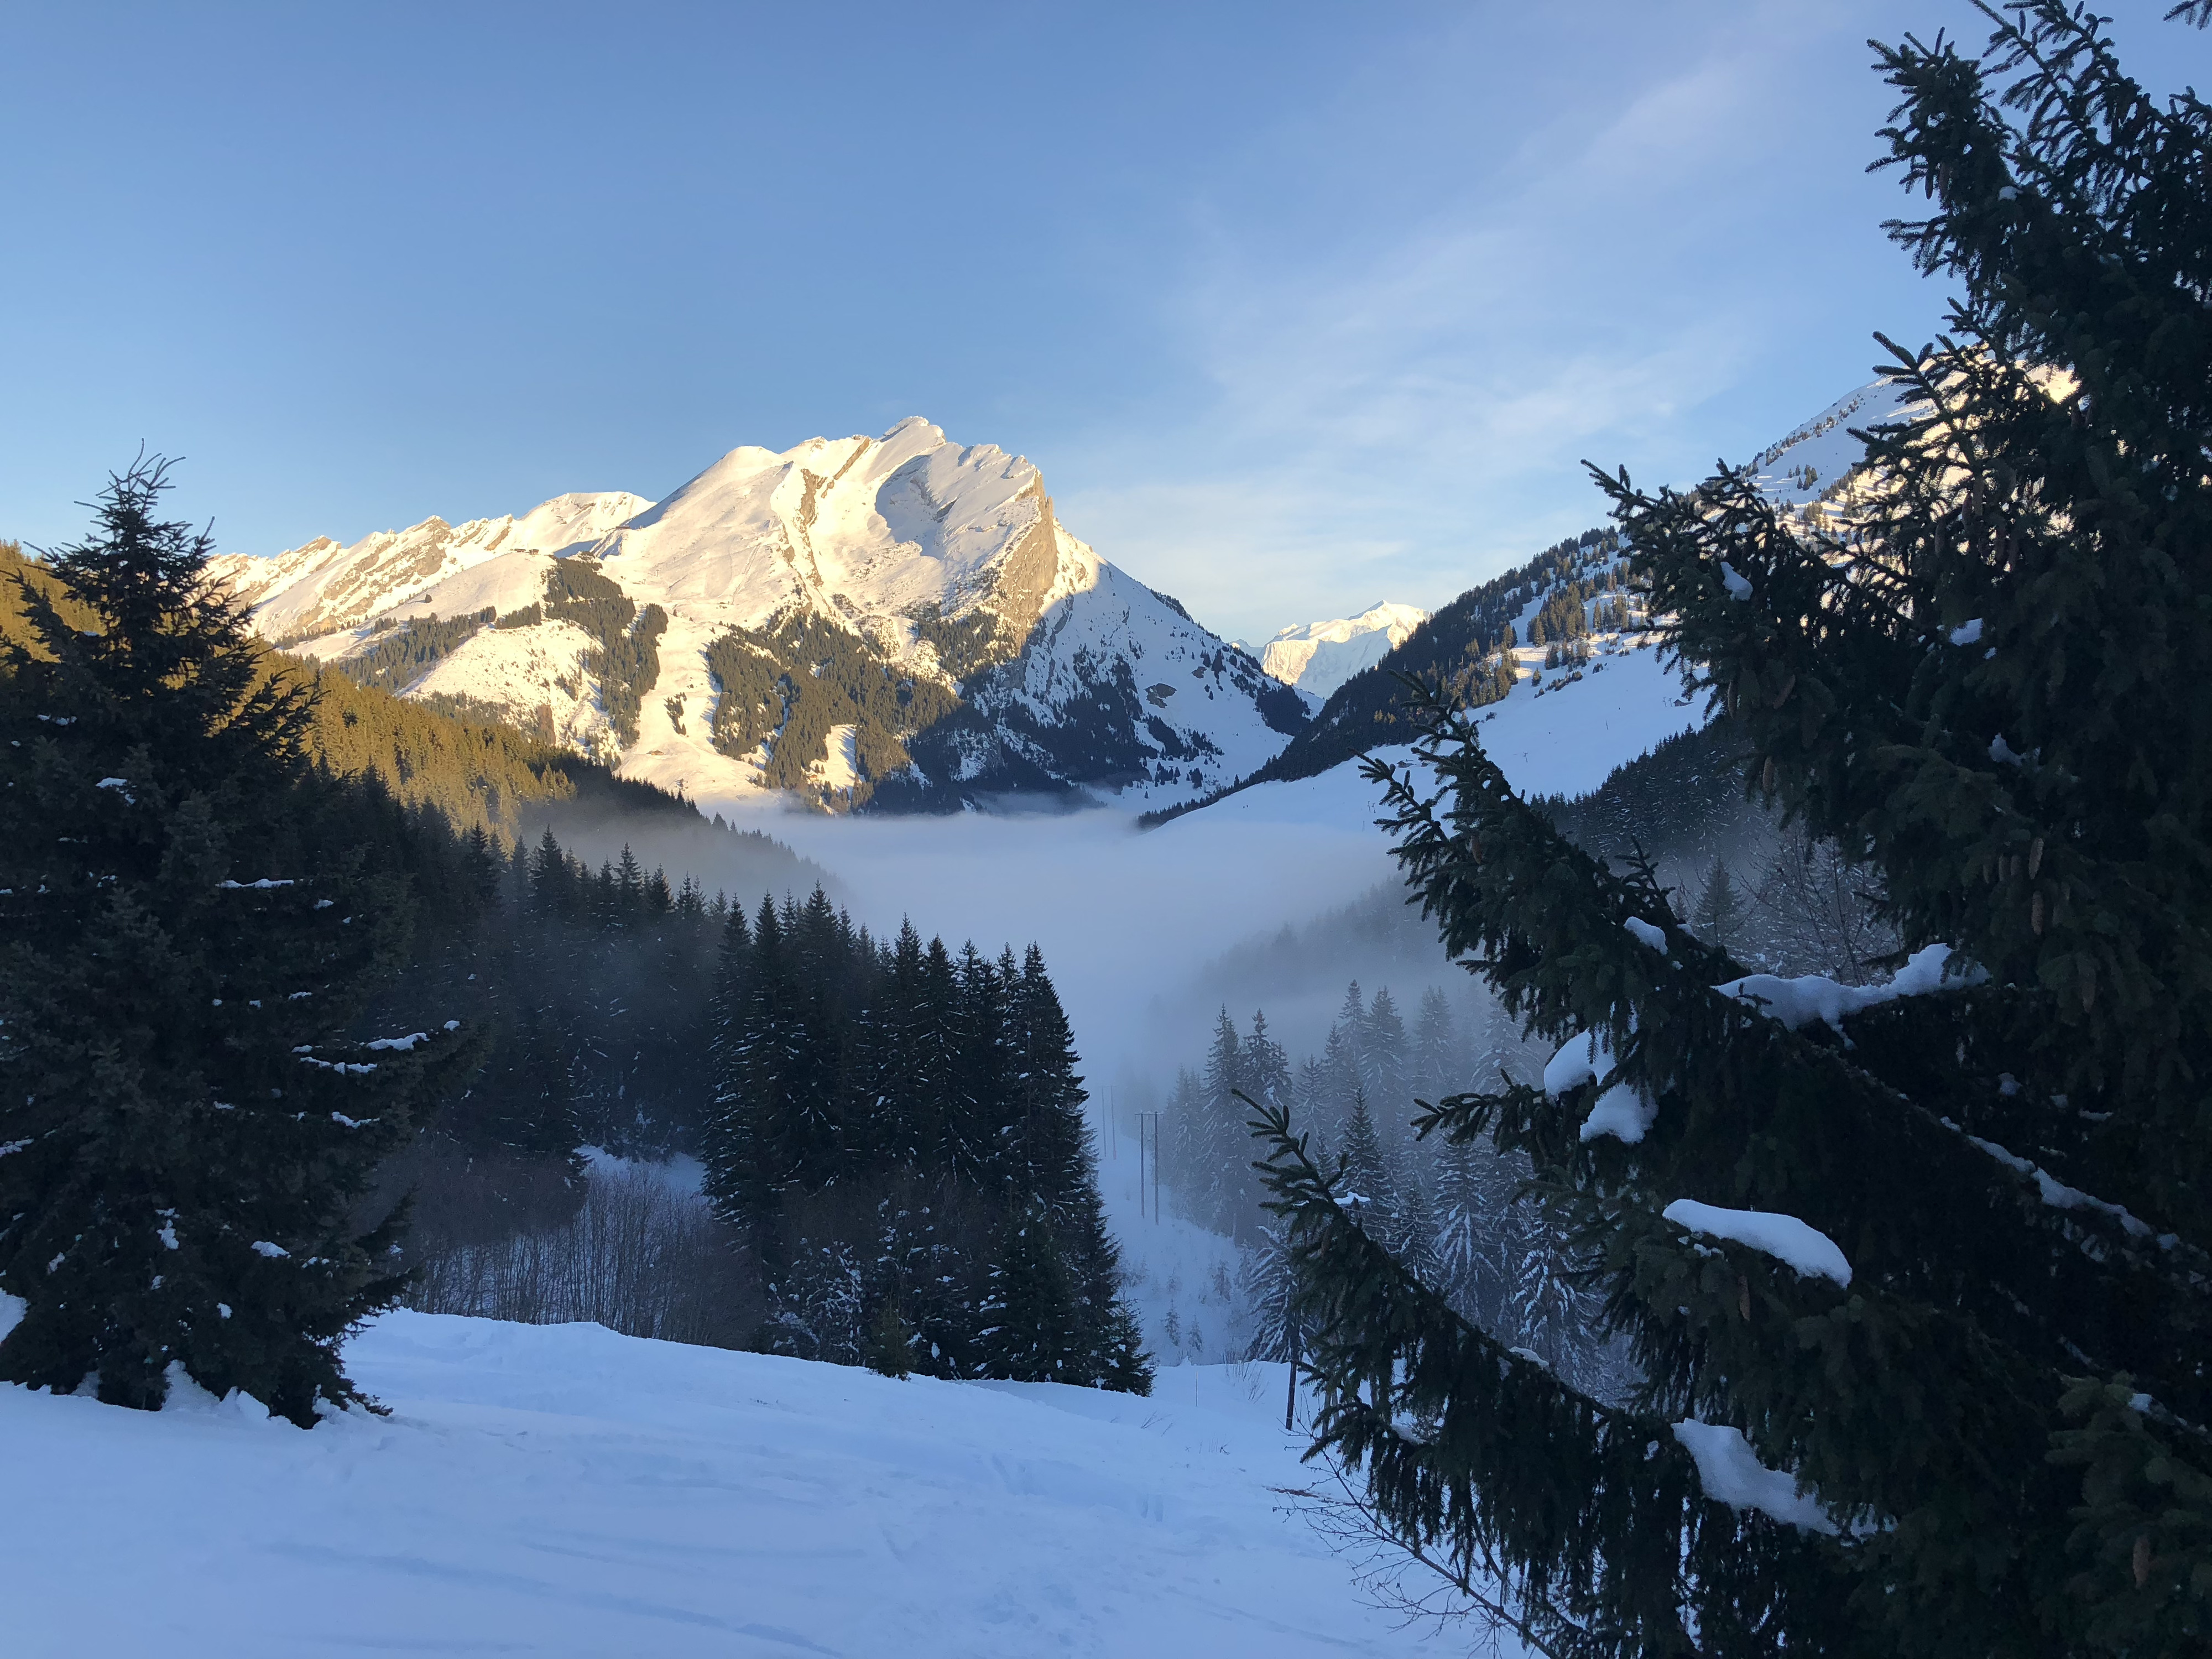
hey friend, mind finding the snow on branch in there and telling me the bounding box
[1714,943,1984,1032]
[1662,1199,1853,1286]
[1671,1421,1837,1535]
[1957,1129,2164,1245]
[1544,1030,1659,1144]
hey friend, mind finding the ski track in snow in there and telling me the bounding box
[0,1310,1483,1658]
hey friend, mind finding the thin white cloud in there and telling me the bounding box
[1049,6,1883,643]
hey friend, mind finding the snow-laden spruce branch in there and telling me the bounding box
[1238,1086,1846,1656]
[1365,676,2202,1306]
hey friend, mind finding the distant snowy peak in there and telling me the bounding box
[585,418,1068,638]
[1260,601,1429,700]
[215,421,1305,815]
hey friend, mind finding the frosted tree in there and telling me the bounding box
[1361,986,1411,1154]
[1243,1010,1291,1109]
[1504,1201,1583,1376]
[1411,985,1459,1103]
[1332,1088,1397,1240]
[1240,1222,1300,1363]
[1162,1066,1208,1215]
[1328,980,1365,1105]
[1391,1176,1441,1290]
[1429,1131,1490,1321]
[1689,855,1741,948]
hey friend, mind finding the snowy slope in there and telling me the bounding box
[218,422,1305,813]
[1261,601,1430,700]
[1747,378,1926,511]
[208,492,653,644]
[1176,379,1923,834]
[0,1308,1478,1658]
[1167,627,1699,842]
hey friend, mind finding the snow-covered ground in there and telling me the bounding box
[1748,378,1924,511]
[1467,632,1701,801]
[1182,628,1702,836]
[0,1307,1483,1658]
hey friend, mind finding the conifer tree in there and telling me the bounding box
[1363,985,1410,1125]
[466,1003,585,1184]
[1240,1220,1301,1363]
[1392,1175,1441,1289]
[1689,856,1740,949]
[978,1204,1077,1383]
[1192,1007,1246,1230]
[1164,1066,1208,1210]
[0,461,466,1425]
[1331,980,1366,1089]
[1333,1088,1396,1236]
[1413,985,1459,1103]
[864,1295,914,1379]
[950,942,1010,1185]
[1102,1305,1155,1395]
[1008,943,1144,1379]
[1250,7,2212,1648]
[1244,1009,1292,1109]
[864,919,930,1169]
[1430,1131,1489,1318]
[700,894,1146,1391]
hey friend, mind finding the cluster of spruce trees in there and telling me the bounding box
[703,893,1151,1390]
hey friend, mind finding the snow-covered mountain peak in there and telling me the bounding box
[216,420,1306,814]
[1261,600,1430,700]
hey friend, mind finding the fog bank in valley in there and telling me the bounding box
[713,792,1411,1095]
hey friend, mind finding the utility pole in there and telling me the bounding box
[1285,1322,1301,1432]
[1136,1112,1162,1223]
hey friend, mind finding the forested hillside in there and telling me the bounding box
[4,539,811,894]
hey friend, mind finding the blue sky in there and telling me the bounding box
[5,2,2209,643]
